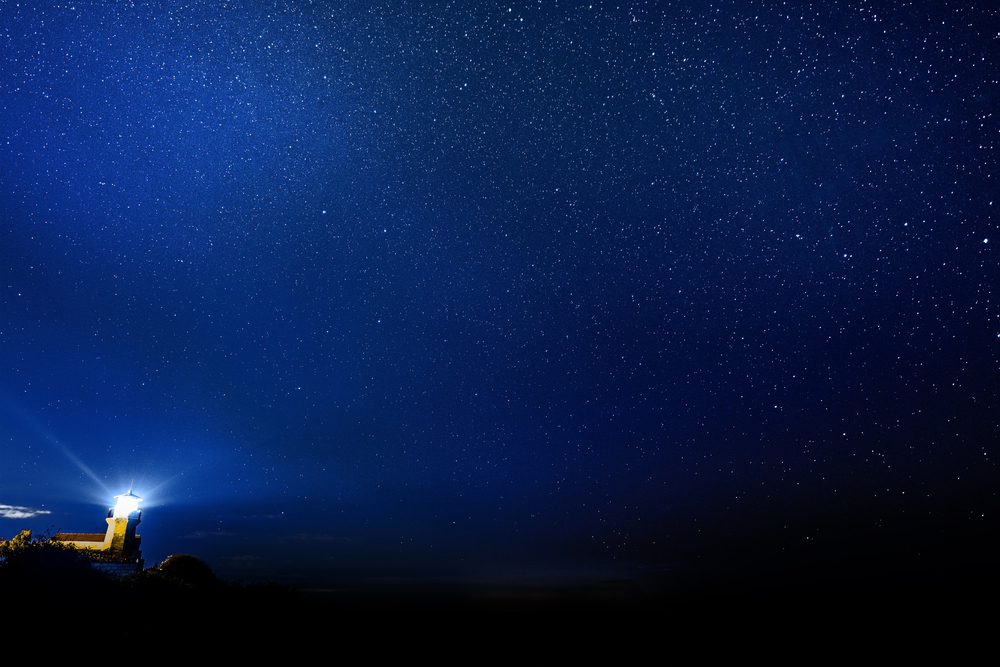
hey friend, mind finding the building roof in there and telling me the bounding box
[53,533,106,543]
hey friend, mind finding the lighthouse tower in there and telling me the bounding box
[106,490,143,562]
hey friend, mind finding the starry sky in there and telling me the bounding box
[2,0,997,588]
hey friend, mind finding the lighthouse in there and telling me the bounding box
[106,490,143,562]
[53,489,145,575]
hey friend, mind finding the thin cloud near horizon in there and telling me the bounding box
[0,504,53,520]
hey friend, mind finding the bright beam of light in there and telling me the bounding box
[0,391,112,496]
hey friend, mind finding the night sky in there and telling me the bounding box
[3,0,997,591]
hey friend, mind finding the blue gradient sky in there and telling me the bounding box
[3,0,997,587]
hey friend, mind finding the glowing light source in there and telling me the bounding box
[113,490,142,518]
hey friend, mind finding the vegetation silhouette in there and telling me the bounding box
[0,529,110,594]
[0,530,303,621]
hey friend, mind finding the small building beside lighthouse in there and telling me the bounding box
[53,490,145,575]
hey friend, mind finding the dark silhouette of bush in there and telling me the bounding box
[156,554,224,590]
[0,530,114,607]
[1,533,308,625]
